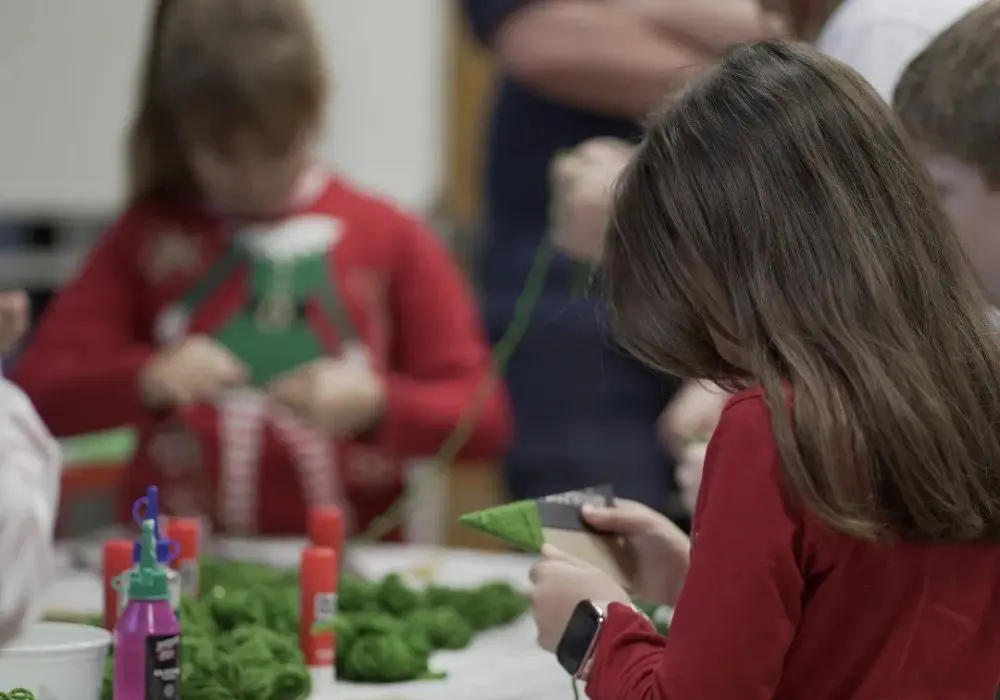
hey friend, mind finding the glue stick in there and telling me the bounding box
[300,546,337,689]
[102,538,134,630]
[165,517,201,600]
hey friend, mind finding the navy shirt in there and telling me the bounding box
[465,0,681,513]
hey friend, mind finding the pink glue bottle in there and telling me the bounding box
[113,518,182,700]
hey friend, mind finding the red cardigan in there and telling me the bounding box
[14,178,510,536]
[588,388,1000,700]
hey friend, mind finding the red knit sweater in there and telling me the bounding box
[587,388,1000,700]
[15,177,510,536]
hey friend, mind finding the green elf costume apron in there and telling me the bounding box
[154,214,359,534]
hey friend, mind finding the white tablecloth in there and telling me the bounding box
[48,541,575,700]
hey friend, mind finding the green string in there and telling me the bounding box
[357,240,557,542]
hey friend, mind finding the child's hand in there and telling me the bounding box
[658,380,727,457]
[529,545,631,653]
[581,499,691,607]
[550,138,634,264]
[140,335,247,408]
[0,291,29,354]
[268,344,386,437]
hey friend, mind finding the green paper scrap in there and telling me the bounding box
[458,500,545,553]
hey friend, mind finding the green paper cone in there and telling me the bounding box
[459,500,545,553]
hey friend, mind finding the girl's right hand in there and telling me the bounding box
[140,335,247,408]
[582,499,691,607]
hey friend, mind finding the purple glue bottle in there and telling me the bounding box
[114,518,182,700]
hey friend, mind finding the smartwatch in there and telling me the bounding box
[556,600,606,678]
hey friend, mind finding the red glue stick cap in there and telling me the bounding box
[165,517,201,562]
[102,538,134,577]
[308,506,344,552]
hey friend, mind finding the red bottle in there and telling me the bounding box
[102,538,134,630]
[165,517,201,599]
[300,546,338,688]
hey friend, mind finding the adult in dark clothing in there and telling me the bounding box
[462,0,784,519]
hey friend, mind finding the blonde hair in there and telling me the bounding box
[893,0,1000,184]
[127,0,326,203]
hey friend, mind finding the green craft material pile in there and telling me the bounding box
[458,500,545,552]
[70,557,529,700]
[0,690,35,700]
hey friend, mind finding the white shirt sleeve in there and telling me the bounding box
[816,19,940,103]
[0,377,61,646]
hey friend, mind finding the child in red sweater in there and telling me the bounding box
[14,0,509,537]
[529,40,1000,699]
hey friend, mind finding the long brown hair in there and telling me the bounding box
[603,40,1000,542]
[893,0,1000,185]
[127,0,326,203]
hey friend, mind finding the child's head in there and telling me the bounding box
[603,40,1000,542]
[894,0,1000,305]
[128,0,326,218]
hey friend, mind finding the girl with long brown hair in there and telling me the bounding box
[13,0,509,537]
[529,40,1000,699]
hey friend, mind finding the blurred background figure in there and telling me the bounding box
[0,292,61,645]
[816,0,985,101]
[462,0,786,525]
[12,0,509,541]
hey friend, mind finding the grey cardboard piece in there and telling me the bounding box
[535,485,636,590]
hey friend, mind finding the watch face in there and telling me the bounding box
[556,601,602,675]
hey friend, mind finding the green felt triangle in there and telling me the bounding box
[459,500,545,553]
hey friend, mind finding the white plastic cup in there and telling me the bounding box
[0,622,111,700]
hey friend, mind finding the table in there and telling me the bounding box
[48,541,576,700]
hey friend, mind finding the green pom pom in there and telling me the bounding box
[339,576,380,613]
[459,500,545,552]
[377,573,423,616]
[340,633,428,683]
[407,607,473,650]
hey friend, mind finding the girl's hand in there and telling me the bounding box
[269,344,386,437]
[0,291,29,354]
[582,499,690,607]
[529,545,630,653]
[550,138,635,264]
[140,335,247,408]
[658,380,727,457]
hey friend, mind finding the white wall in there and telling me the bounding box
[0,1,447,218]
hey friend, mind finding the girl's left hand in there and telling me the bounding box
[269,344,386,437]
[529,545,631,653]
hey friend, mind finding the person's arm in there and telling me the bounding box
[463,0,709,118]
[0,378,61,645]
[363,212,511,461]
[624,0,787,55]
[585,392,803,700]
[13,209,159,436]
[816,18,938,102]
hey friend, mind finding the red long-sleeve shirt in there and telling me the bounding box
[587,388,1000,700]
[15,176,510,536]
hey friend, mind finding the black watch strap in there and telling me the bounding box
[556,600,607,677]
